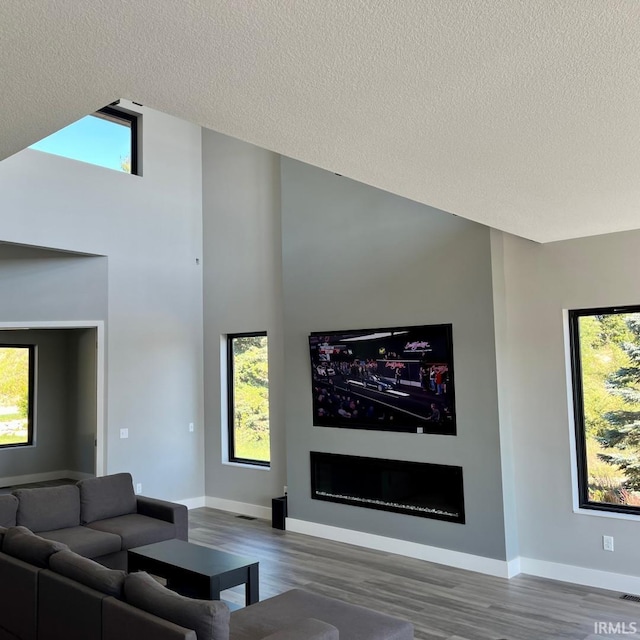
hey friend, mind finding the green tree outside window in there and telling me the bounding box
[229,335,270,464]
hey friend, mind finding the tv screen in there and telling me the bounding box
[309,324,456,435]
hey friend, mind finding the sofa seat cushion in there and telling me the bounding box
[78,473,137,525]
[125,571,230,640]
[229,589,414,640]
[39,526,122,559]
[2,526,68,568]
[14,484,80,532]
[87,514,176,549]
[0,495,18,528]
[49,549,126,598]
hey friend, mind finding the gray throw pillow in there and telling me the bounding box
[77,473,137,524]
[14,484,80,532]
[2,526,68,567]
[125,572,230,640]
[49,549,126,598]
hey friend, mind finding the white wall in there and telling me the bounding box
[0,103,205,500]
[501,229,640,578]
[202,130,286,507]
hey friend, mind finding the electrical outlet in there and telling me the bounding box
[603,535,614,552]
[189,422,194,432]
[284,485,288,495]
[120,428,129,439]
[136,483,142,495]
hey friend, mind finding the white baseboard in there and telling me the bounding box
[205,496,272,520]
[507,556,521,578]
[283,520,640,591]
[175,496,206,509]
[520,557,640,594]
[0,469,93,488]
[286,518,512,578]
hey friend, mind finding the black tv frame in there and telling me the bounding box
[309,323,456,435]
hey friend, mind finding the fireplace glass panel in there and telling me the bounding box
[310,451,465,524]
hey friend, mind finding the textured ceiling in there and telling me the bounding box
[2,1,640,243]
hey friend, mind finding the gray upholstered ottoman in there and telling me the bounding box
[230,588,413,640]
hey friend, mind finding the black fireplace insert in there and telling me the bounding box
[310,451,465,524]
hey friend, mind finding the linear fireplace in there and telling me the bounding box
[310,452,465,524]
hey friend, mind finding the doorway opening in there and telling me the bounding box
[0,321,104,488]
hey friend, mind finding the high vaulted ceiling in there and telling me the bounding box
[2,1,640,243]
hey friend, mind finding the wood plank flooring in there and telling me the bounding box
[189,508,640,640]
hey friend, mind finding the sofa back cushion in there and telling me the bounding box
[2,526,68,568]
[14,484,80,532]
[49,549,126,598]
[0,525,6,546]
[78,473,137,524]
[103,598,198,640]
[0,494,18,527]
[125,572,230,640]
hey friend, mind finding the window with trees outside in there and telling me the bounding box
[227,333,270,466]
[0,346,34,448]
[570,306,640,515]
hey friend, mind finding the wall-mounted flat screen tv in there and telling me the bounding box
[309,324,456,435]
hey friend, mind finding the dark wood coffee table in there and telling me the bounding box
[128,539,259,605]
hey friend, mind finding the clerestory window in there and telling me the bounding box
[29,105,139,174]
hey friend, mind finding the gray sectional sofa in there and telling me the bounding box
[0,473,413,640]
[0,472,187,570]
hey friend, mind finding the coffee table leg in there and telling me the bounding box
[208,575,221,601]
[246,564,259,605]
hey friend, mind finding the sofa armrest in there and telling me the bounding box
[136,497,188,541]
[260,618,339,640]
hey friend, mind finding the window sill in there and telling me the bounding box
[222,461,271,471]
[0,444,35,450]
[574,506,640,522]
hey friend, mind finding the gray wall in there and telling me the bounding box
[0,248,107,322]
[501,229,640,576]
[489,231,520,561]
[67,328,98,475]
[0,103,205,501]
[280,158,507,560]
[202,130,286,506]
